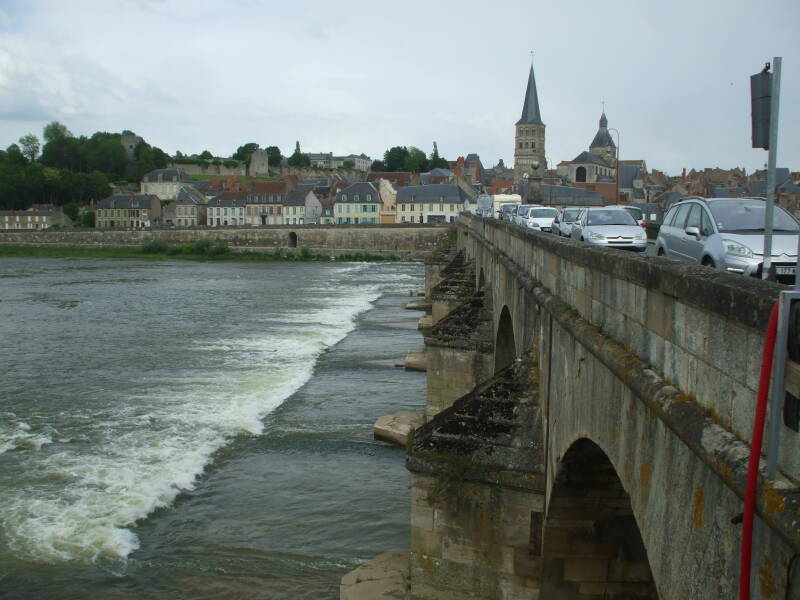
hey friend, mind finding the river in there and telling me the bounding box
[0,258,425,599]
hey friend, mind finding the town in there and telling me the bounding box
[2,63,798,233]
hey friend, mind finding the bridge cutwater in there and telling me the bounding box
[403,214,799,599]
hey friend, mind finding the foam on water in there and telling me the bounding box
[0,415,54,454]
[0,265,387,565]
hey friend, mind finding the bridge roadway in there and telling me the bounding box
[405,214,799,599]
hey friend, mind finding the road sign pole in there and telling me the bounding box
[762,57,782,279]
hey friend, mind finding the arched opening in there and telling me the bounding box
[288,232,298,248]
[494,305,516,374]
[541,439,658,598]
[576,166,587,183]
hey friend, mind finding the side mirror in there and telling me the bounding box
[685,226,701,238]
[553,218,560,224]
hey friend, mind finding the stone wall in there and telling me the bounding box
[167,161,245,176]
[0,225,448,254]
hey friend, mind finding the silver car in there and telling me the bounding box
[498,204,519,222]
[513,204,541,227]
[523,207,559,232]
[553,207,583,237]
[571,207,648,251]
[655,197,799,283]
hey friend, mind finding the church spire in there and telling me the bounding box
[516,62,543,126]
[590,111,615,149]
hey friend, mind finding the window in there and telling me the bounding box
[401,204,406,211]
[410,216,415,223]
[410,204,414,212]
[670,203,692,229]
[342,194,347,202]
[366,194,371,201]
[354,194,359,202]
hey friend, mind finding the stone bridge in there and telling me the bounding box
[405,214,799,599]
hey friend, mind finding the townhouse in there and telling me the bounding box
[96,194,162,228]
[333,182,381,224]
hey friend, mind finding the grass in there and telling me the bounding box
[0,243,403,263]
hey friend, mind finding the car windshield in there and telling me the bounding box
[624,206,643,220]
[586,210,637,226]
[709,200,800,233]
[530,209,558,218]
[562,209,581,221]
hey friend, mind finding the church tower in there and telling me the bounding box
[589,112,617,165]
[514,61,546,183]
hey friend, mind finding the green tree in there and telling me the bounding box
[341,158,355,169]
[43,121,72,144]
[6,144,27,166]
[87,170,111,201]
[383,146,410,171]
[403,147,428,173]
[429,143,449,169]
[287,150,311,167]
[200,150,213,159]
[82,210,95,228]
[265,145,282,167]
[18,134,40,161]
[62,202,80,222]
[134,141,156,180]
[370,160,386,172]
[233,142,259,163]
[152,146,169,169]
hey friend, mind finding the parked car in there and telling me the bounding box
[553,207,583,237]
[513,204,541,227]
[571,207,647,251]
[522,207,560,232]
[498,204,519,222]
[655,197,799,283]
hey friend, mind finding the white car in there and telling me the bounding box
[553,207,583,237]
[571,207,648,251]
[523,207,560,232]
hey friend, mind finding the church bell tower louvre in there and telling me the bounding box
[513,58,546,184]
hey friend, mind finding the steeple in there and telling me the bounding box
[516,64,543,126]
[590,112,615,149]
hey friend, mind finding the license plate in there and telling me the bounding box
[776,266,796,275]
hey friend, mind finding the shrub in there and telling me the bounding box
[141,240,169,254]
[299,245,312,259]
[223,160,238,168]
[166,245,181,255]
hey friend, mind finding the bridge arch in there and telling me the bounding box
[494,305,516,374]
[541,438,657,598]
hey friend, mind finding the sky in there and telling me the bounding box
[0,0,797,176]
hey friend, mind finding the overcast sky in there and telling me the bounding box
[1,0,797,175]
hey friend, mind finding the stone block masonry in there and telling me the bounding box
[0,225,447,255]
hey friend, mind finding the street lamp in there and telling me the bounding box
[609,128,621,204]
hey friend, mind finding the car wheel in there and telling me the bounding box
[702,257,716,268]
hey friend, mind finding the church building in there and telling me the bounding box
[513,62,546,183]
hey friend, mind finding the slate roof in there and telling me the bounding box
[334,182,380,203]
[141,169,192,183]
[208,192,247,207]
[589,112,616,149]
[175,186,206,205]
[97,194,159,209]
[396,184,470,204]
[517,65,543,125]
[711,186,749,197]
[284,190,311,206]
[539,184,603,206]
[571,151,611,168]
[618,165,641,189]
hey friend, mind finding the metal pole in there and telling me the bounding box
[762,57,781,279]
[610,128,621,204]
[766,291,795,477]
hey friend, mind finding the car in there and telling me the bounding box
[655,197,799,283]
[571,207,647,251]
[553,207,583,237]
[498,204,519,222]
[522,207,560,232]
[513,204,542,227]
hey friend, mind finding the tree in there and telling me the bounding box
[287,150,311,167]
[18,134,40,161]
[82,211,95,228]
[62,202,80,222]
[403,147,428,173]
[43,121,72,144]
[200,150,213,159]
[370,160,386,172]
[383,146,410,171]
[265,145,282,167]
[152,146,169,169]
[233,142,259,163]
[429,142,449,169]
[6,144,27,166]
[341,158,355,169]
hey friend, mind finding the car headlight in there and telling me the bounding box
[723,239,754,258]
[588,231,605,240]
[635,232,645,240]
[528,221,540,228]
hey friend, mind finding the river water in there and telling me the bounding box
[0,258,425,599]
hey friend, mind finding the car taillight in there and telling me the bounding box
[641,222,647,228]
